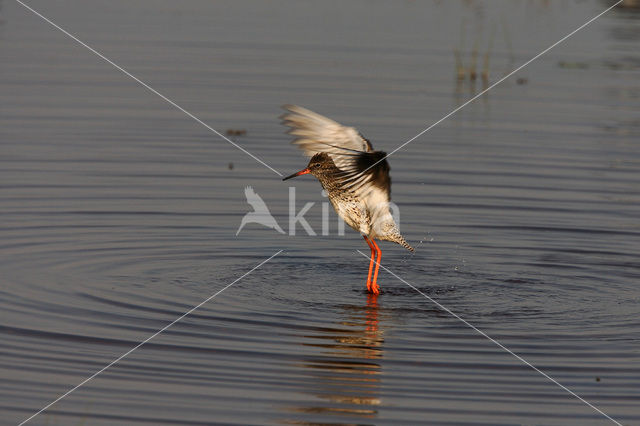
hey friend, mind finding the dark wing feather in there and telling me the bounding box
[332,150,391,202]
[356,151,390,194]
[281,105,390,201]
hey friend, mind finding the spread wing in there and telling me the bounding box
[281,105,373,169]
[281,105,390,202]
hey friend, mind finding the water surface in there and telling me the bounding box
[1,1,639,425]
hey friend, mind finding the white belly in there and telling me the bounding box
[329,196,370,234]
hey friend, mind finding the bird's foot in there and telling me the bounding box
[367,282,380,295]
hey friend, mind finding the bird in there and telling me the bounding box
[281,105,413,294]
[236,186,285,236]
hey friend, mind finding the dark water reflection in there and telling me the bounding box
[288,295,384,423]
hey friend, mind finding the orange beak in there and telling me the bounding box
[282,168,311,181]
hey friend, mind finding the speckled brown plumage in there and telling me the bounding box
[281,105,413,294]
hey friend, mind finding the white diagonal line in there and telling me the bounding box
[356,250,622,426]
[361,0,623,175]
[15,0,283,177]
[19,250,283,426]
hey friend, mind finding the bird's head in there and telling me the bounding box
[283,152,332,180]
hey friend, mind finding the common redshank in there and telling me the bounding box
[281,105,413,294]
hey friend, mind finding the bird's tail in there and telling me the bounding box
[398,235,415,252]
[383,229,414,252]
[375,220,414,252]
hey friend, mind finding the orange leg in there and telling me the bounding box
[363,235,375,292]
[370,239,382,294]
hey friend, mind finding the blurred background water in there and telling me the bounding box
[1,0,639,424]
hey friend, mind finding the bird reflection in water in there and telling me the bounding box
[285,294,386,423]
